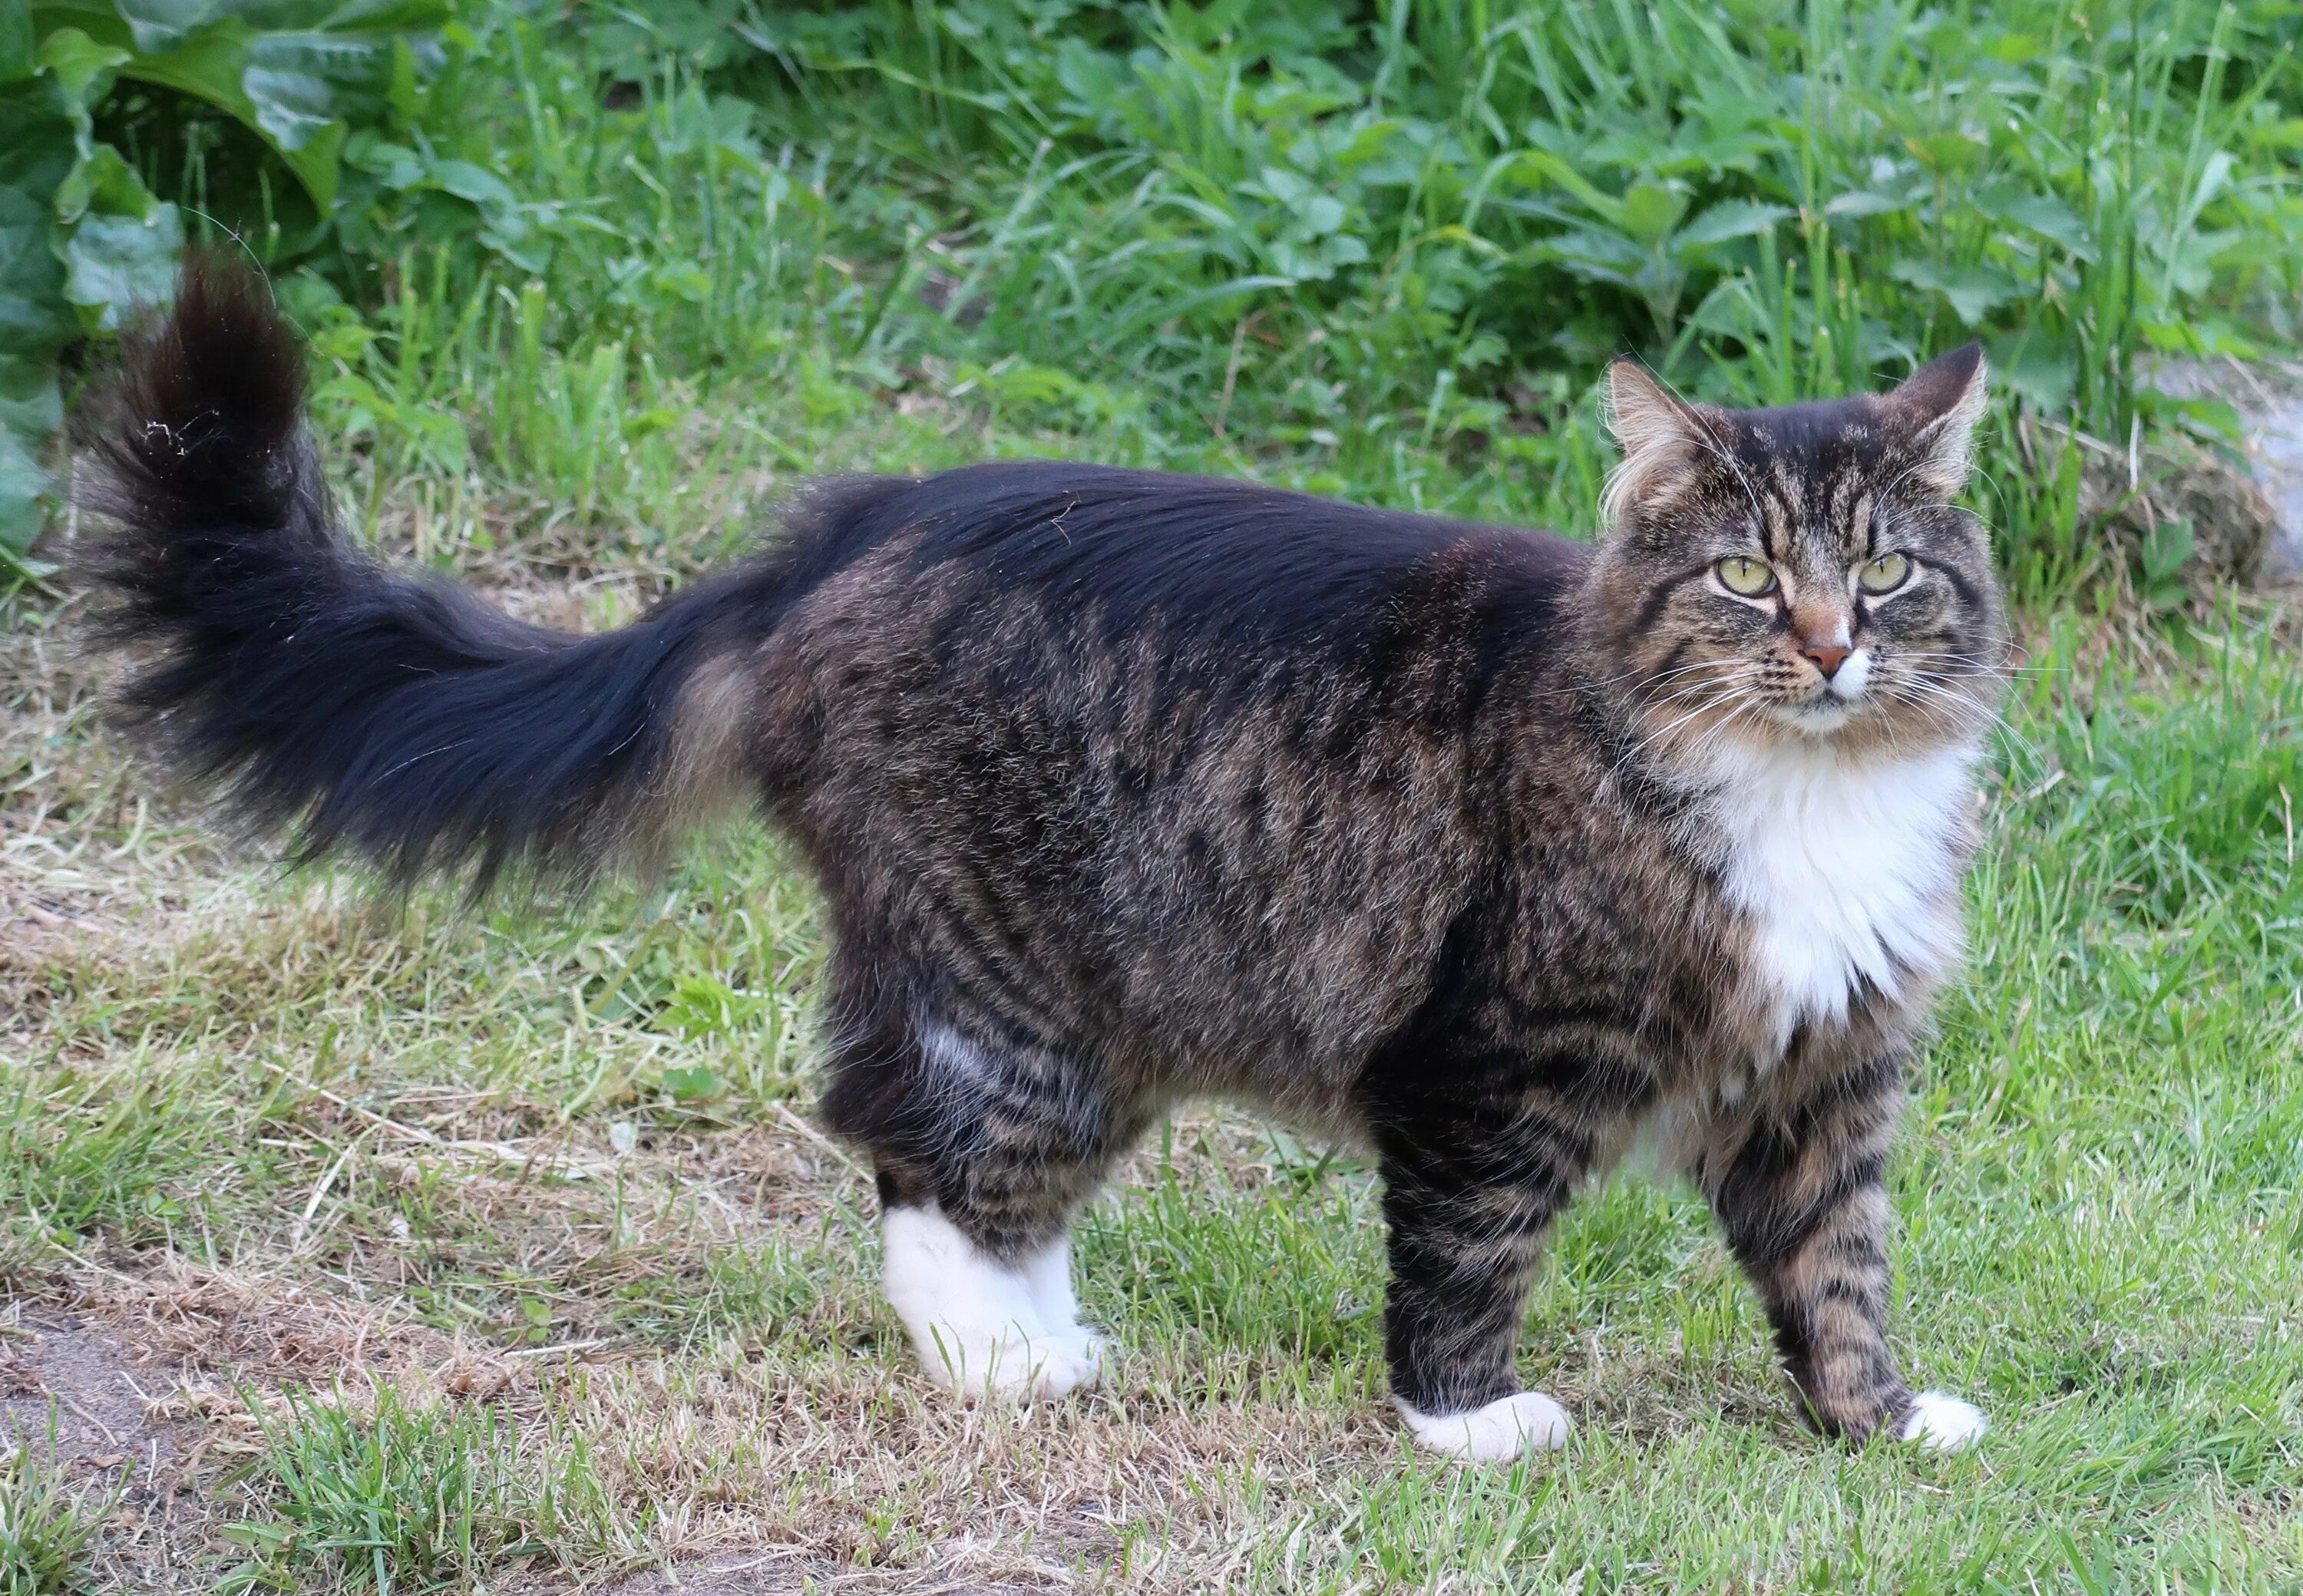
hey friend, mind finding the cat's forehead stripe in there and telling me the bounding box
[1760,488,1794,557]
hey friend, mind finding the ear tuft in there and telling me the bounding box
[1890,343,1988,498]
[1602,360,1709,527]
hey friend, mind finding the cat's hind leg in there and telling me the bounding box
[825,1009,1131,1400]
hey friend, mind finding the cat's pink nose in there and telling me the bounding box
[1802,643,1852,677]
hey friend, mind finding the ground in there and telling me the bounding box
[2,551,2300,1591]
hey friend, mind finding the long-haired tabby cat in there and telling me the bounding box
[80,259,2002,1459]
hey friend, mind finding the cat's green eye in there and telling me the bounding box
[1715,557,1777,596]
[1858,552,1911,593]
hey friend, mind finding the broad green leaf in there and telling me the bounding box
[308,2,453,28]
[1974,180,2093,259]
[1825,188,1913,220]
[111,0,216,54]
[1587,130,1674,173]
[267,118,345,206]
[0,0,449,580]
[1497,148,1617,221]
[1673,126,1785,174]
[35,26,130,104]
[91,7,446,213]
[1312,115,1410,179]
[243,59,335,147]
[63,203,184,331]
[2182,150,2237,217]
[1540,227,1645,274]
[1987,335,2077,414]
[382,31,417,117]
[115,19,254,108]
[0,6,35,82]
[1889,257,2022,325]
[1298,193,1344,236]
[428,157,517,210]
[1678,199,1792,249]
[0,421,48,561]
[1616,182,1688,249]
[2153,226,2241,299]
[344,132,422,188]
[309,368,385,439]
[1254,165,1310,205]
[0,210,68,351]
[1683,273,1766,342]
[1902,130,1987,177]
[0,91,75,352]
[249,24,405,124]
[53,140,160,223]
[0,353,61,441]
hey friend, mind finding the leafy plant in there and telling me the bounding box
[719,0,2303,596]
[0,0,448,580]
[10,0,2303,618]
[2137,515,2198,614]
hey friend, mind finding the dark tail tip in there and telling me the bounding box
[75,249,311,536]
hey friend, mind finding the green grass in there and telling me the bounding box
[0,1437,116,1596]
[2,582,2298,1590]
[2,1,2301,1589]
[220,1384,621,1594]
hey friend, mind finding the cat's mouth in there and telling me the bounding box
[1771,697,1859,735]
[1760,646,1876,735]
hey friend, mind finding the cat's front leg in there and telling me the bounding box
[1368,1088,1598,1462]
[1700,1051,1986,1451]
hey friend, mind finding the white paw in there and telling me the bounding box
[881,1208,1102,1402]
[1398,1391,1571,1462]
[1039,1322,1107,1370]
[1022,1329,1105,1398]
[917,1324,1100,1400]
[1021,1231,1082,1327]
[1899,1389,1987,1452]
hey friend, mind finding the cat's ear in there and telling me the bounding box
[1887,343,1988,498]
[1603,359,1710,528]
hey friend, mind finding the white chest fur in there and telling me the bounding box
[1696,740,1976,1049]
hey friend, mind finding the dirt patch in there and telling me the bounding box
[589,1555,1066,1594]
[107,1263,524,1397]
[0,1308,207,1583]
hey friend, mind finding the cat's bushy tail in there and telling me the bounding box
[76,254,774,894]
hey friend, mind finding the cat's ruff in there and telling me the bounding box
[1693,737,1978,1053]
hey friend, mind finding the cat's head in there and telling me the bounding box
[1586,347,2008,766]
